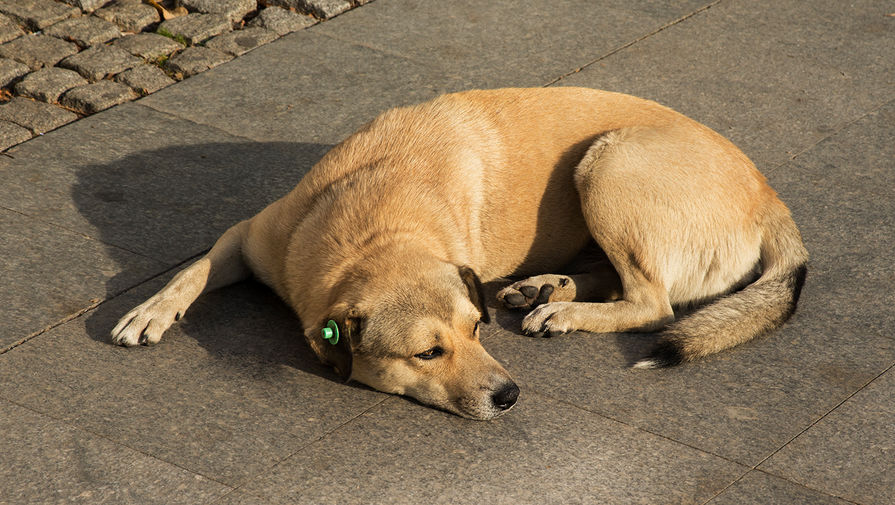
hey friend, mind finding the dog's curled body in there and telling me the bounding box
[111,87,807,418]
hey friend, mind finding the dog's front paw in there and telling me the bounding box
[497,275,575,310]
[110,296,183,347]
[521,302,577,338]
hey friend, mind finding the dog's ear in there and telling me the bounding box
[307,308,365,380]
[458,265,490,323]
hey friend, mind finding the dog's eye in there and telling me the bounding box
[414,346,444,360]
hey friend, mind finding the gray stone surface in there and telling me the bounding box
[59,44,142,81]
[483,307,895,466]
[0,12,23,43]
[755,105,895,505]
[761,367,895,505]
[60,0,107,12]
[43,14,122,47]
[165,45,233,78]
[114,32,184,60]
[249,6,316,35]
[0,399,231,503]
[206,26,278,57]
[182,0,256,23]
[140,29,467,145]
[14,66,87,103]
[0,102,330,264]
[0,96,77,133]
[0,0,78,31]
[94,0,160,33]
[269,0,350,19]
[556,0,893,170]
[60,79,137,113]
[224,393,745,504]
[0,277,388,484]
[314,0,710,88]
[0,120,31,150]
[0,208,162,349]
[0,33,79,70]
[0,1,892,503]
[158,12,232,45]
[708,471,851,505]
[0,57,29,87]
[115,63,175,95]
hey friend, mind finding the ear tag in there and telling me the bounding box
[321,320,340,345]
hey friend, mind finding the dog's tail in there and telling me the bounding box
[634,202,808,368]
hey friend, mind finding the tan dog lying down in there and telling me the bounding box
[111,88,808,420]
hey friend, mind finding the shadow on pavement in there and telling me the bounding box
[69,141,379,384]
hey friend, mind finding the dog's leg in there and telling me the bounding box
[497,266,622,310]
[111,220,251,346]
[522,128,684,337]
[520,258,673,337]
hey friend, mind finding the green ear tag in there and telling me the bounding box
[321,320,339,345]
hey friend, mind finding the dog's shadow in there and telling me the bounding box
[75,141,374,386]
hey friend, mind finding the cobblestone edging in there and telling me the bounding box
[0,0,372,151]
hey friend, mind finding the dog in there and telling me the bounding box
[111,88,808,420]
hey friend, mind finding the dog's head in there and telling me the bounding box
[306,260,518,420]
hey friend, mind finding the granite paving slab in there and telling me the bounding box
[115,63,175,95]
[707,470,851,505]
[763,102,895,341]
[0,12,24,43]
[157,12,232,45]
[0,208,162,350]
[0,102,331,264]
[60,79,138,113]
[555,0,893,170]
[42,14,122,47]
[182,0,256,23]
[0,57,28,87]
[249,5,316,35]
[165,45,233,78]
[759,367,895,505]
[313,0,712,89]
[139,29,469,144]
[13,66,87,102]
[0,33,79,70]
[113,32,185,60]
[0,0,78,31]
[219,392,746,505]
[0,399,232,504]
[59,44,142,81]
[94,0,160,33]
[0,119,30,150]
[0,96,77,133]
[0,276,387,485]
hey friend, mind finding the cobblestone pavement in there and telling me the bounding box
[0,0,368,151]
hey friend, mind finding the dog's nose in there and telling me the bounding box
[491,382,520,410]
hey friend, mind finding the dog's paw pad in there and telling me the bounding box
[498,275,572,310]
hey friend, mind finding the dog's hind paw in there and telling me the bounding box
[497,274,575,310]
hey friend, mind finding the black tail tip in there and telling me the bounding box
[633,341,684,369]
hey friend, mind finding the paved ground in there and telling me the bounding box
[0,0,348,151]
[1,0,893,503]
